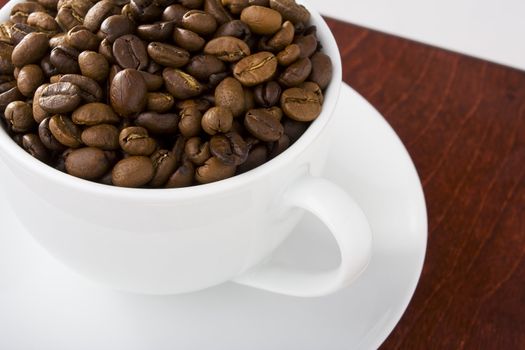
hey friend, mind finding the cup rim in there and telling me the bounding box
[0,0,342,201]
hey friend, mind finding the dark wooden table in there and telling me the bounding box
[325,18,525,349]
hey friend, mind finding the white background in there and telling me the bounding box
[310,0,525,71]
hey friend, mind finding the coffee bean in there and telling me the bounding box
[186,54,226,82]
[204,36,251,62]
[185,136,210,165]
[178,106,202,137]
[204,0,232,25]
[10,2,46,24]
[112,156,154,187]
[32,83,49,123]
[113,34,148,70]
[175,31,206,54]
[0,42,14,76]
[50,45,80,74]
[72,102,119,126]
[27,11,59,33]
[215,77,245,117]
[17,64,44,97]
[137,21,173,42]
[135,112,179,134]
[241,6,282,35]
[195,156,236,184]
[165,159,194,188]
[38,117,65,150]
[56,2,90,31]
[254,80,281,107]
[4,101,34,132]
[147,42,189,68]
[214,20,251,41]
[309,52,333,90]
[78,51,109,82]
[139,70,164,91]
[110,68,147,116]
[163,68,203,100]
[146,92,174,113]
[81,124,119,150]
[162,4,188,24]
[0,23,13,44]
[49,114,82,148]
[84,0,119,32]
[201,106,233,135]
[12,32,48,67]
[0,85,22,111]
[281,87,321,122]
[119,126,157,156]
[209,132,249,166]
[59,74,102,102]
[267,20,294,51]
[233,51,277,86]
[269,0,310,25]
[244,108,283,141]
[294,33,317,58]
[149,149,177,187]
[100,15,134,43]
[299,81,323,104]
[182,10,217,35]
[66,25,99,51]
[49,33,67,48]
[278,57,311,87]
[98,38,116,64]
[64,147,110,180]
[22,133,49,161]
[39,82,81,113]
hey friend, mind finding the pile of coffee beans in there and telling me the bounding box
[0,0,333,188]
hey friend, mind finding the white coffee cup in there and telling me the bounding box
[0,0,372,297]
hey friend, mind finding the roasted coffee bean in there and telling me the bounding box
[278,57,311,87]
[66,26,99,52]
[38,117,65,150]
[269,0,310,25]
[135,112,179,134]
[49,33,67,48]
[182,10,217,35]
[165,159,194,188]
[162,4,188,24]
[209,132,249,165]
[146,92,174,113]
[22,133,49,161]
[17,64,44,97]
[10,23,38,46]
[237,143,267,173]
[201,106,233,135]
[27,11,59,32]
[4,101,34,132]
[59,74,102,102]
[72,102,119,125]
[110,68,147,116]
[299,81,323,104]
[204,36,250,62]
[186,55,226,82]
[0,22,13,44]
[215,77,245,117]
[281,87,321,122]
[56,3,88,31]
[39,82,81,113]
[112,156,154,187]
[309,52,332,89]
[49,114,82,147]
[0,85,22,111]
[139,70,163,91]
[119,126,157,155]
[241,6,282,35]
[98,38,115,64]
[100,15,134,43]
[0,43,14,75]
[84,0,119,32]
[266,20,294,51]
[147,42,189,68]
[80,124,119,150]
[78,51,109,82]
[244,108,283,141]
[294,33,317,58]
[12,32,48,67]
[204,0,232,25]
[178,106,202,137]
[10,2,45,24]
[195,156,235,184]
[65,147,111,180]
[163,68,203,100]
[113,34,148,70]
[185,136,210,165]
[254,80,281,107]
[150,149,177,187]
[40,54,58,77]
[50,45,80,74]
[137,21,173,42]
[264,105,283,120]
[214,20,251,41]
[32,83,49,123]
[233,51,277,86]
[172,28,205,52]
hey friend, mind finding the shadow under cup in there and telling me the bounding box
[0,0,343,295]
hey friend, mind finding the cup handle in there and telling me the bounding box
[233,175,373,297]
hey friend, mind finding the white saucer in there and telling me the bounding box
[0,83,427,350]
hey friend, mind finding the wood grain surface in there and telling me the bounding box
[325,18,525,350]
